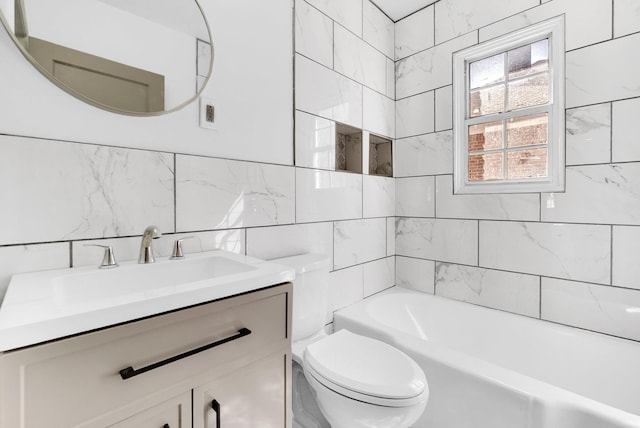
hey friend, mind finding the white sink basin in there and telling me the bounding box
[52,255,256,304]
[0,250,294,352]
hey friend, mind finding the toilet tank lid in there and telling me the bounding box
[269,254,329,274]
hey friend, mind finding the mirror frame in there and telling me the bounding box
[0,0,214,116]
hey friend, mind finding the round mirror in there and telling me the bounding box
[0,0,213,115]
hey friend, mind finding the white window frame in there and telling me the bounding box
[452,16,565,194]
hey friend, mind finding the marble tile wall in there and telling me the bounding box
[393,0,640,341]
[0,0,396,323]
[294,0,396,314]
[4,0,640,342]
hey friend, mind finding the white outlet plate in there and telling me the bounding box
[199,97,217,130]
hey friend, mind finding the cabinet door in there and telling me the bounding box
[108,391,191,428]
[194,351,287,428]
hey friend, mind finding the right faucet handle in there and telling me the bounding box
[84,244,118,269]
[170,236,195,260]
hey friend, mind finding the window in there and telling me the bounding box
[453,17,565,194]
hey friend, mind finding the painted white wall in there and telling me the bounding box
[0,0,293,165]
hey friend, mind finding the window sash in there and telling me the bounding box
[452,16,565,195]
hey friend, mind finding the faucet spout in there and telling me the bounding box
[138,225,161,264]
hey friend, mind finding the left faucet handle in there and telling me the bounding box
[84,244,118,269]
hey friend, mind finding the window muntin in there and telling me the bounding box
[453,17,565,194]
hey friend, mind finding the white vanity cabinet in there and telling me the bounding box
[0,283,292,428]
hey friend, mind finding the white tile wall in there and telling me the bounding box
[396,31,477,99]
[541,278,640,341]
[567,33,640,108]
[565,104,611,166]
[396,256,435,294]
[436,175,540,221]
[334,218,387,269]
[396,217,478,265]
[295,54,363,128]
[295,0,334,68]
[176,155,295,231]
[246,222,333,263]
[392,0,640,339]
[612,226,640,290]
[395,131,453,176]
[334,25,388,95]
[394,5,434,60]
[295,168,363,222]
[305,0,363,37]
[435,85,453,132]
[386,217,396,256]
[0,243,69,299]
[295,110,336,171]
[613,0,640,38]
[612,97,640,163]
[435,263,540,317]
[396,91,435,138]
[385,58,395,99]
[434,0,538,44]
[3,0,640,344]
[479,0,612,51]
[541,164,640,225]
[363,176,395,218]
[395,177,435,217]
[0,136,174,245]
[479,221,611,284]
[363,0,394,59]
[363,257,395,297]
[327,264,364,317]
[362,87,395,138]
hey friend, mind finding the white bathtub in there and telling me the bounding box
[333,287,640,428]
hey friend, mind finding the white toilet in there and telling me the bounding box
[272,254,428,428]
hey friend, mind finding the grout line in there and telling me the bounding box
[296,51,394,102]
[538,276,542,319]
[395,255,640,293]
[609,101,614,163]
[173,154,177,233]
[610,224,614,286]
[611,0,615,40]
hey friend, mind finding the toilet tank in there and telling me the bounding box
[270,254,330,341]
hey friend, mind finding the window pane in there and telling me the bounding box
[469,152,503,182]
[470,53,505,89]
[507,73,549,111]
[507,148,548,179]
[469,121,503,152]
[508,39,549,80]
[507,113,548,148]
[470,84,505,117]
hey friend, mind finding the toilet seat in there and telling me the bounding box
[303,329,428,407]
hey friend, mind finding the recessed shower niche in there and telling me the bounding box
[369,134,393,177]
[335,123,363,174]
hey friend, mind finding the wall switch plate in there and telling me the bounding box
[199,97,217,130]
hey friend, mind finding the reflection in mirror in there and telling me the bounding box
[0,0,213,115]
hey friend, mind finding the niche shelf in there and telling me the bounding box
[335,123,363,174]
[369,134,393,177]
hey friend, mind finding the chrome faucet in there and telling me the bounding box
[138,225,161,264]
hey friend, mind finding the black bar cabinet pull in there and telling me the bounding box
[119,328,252,380]
[163,425,170,428]
[211,399,221,427]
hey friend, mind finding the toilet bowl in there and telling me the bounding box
[271,254,428,428]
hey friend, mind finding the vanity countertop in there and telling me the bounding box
[0,251,294,352]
